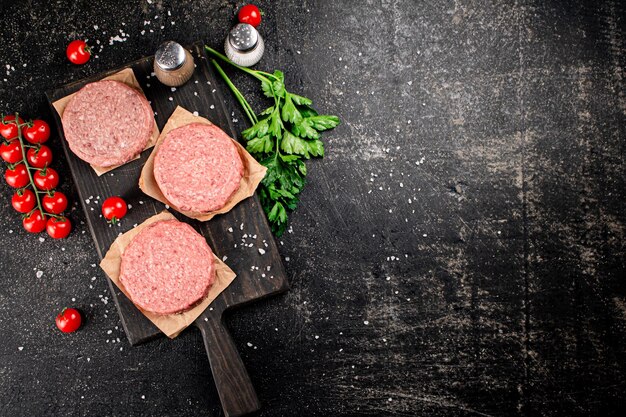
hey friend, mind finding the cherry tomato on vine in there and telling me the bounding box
[238,4,262,27]
[5,163,29,188]
[102,196,127,223]
[33,167,59,190]
[55,308,82,333]
[0,115,24,141]
[11,189,36,213]
[46,216,72,239]
[23,120,51,144]
[26,145,53,168]
[0,141,23,164]
[66,40,91,65]
[42,191,68,214]
[23,210,47,233]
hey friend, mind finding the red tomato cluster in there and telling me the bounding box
[238,4,262,27]
[1,114,71,239]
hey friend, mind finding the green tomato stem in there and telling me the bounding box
[15,113,45,219]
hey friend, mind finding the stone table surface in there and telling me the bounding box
[1,0,625,416]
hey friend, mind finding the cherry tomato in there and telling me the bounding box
[66,40,91,65]
[0,115,24,141]
[102,196,127,223]
[5,163,29,188]
[23,120,51,144]
[46,216,72,239]
[26,145,53,168]
[55,308,82,333]
[23,210,47,233]
[42,191,68,214]
[11,189,36,213]
[238,4,262,27]
[33,167,59,190]
[0,141,23,163]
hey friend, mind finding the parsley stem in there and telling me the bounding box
[210,59,258,125]
[204,45,277,84]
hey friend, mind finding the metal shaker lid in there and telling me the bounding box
[228,23,259,52]
[155,41,187,71]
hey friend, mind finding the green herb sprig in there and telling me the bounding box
[205,45,340,236]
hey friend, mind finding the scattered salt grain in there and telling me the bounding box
[36,271,43,278]
[258,248,265,255]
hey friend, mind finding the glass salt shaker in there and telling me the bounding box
[224,23,265,67]
[154,41,195,87]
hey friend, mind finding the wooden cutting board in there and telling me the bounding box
[45,42,289,417]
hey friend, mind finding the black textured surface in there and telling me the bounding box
[1,1,625,416]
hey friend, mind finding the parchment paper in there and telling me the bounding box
[99,211,237,338]
[139,106,267,221]
[52,68,160,176]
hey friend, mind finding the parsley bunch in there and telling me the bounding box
[205,45,340,236]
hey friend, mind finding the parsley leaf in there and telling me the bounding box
[206,45,341,236]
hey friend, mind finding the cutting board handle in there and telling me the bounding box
[197,316,261,417]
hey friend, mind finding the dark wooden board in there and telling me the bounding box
[46,42,288,417]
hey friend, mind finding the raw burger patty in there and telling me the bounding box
[119,220,216,315]
[154,123,244,212]
[62,80,154,167]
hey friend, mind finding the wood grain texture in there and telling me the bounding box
[46,43,288,345]
[44,42,287,416]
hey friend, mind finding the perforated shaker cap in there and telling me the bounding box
[228,23,259,52]
[155,41,187,71]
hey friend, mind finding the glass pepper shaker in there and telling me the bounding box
[224,23,265,67]
[154,41,195,87]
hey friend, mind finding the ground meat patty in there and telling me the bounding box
[62,80,154,167]
[119,220,215,315]
[154,123,244,212]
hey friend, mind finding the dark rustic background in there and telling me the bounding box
[1,1,625,416]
